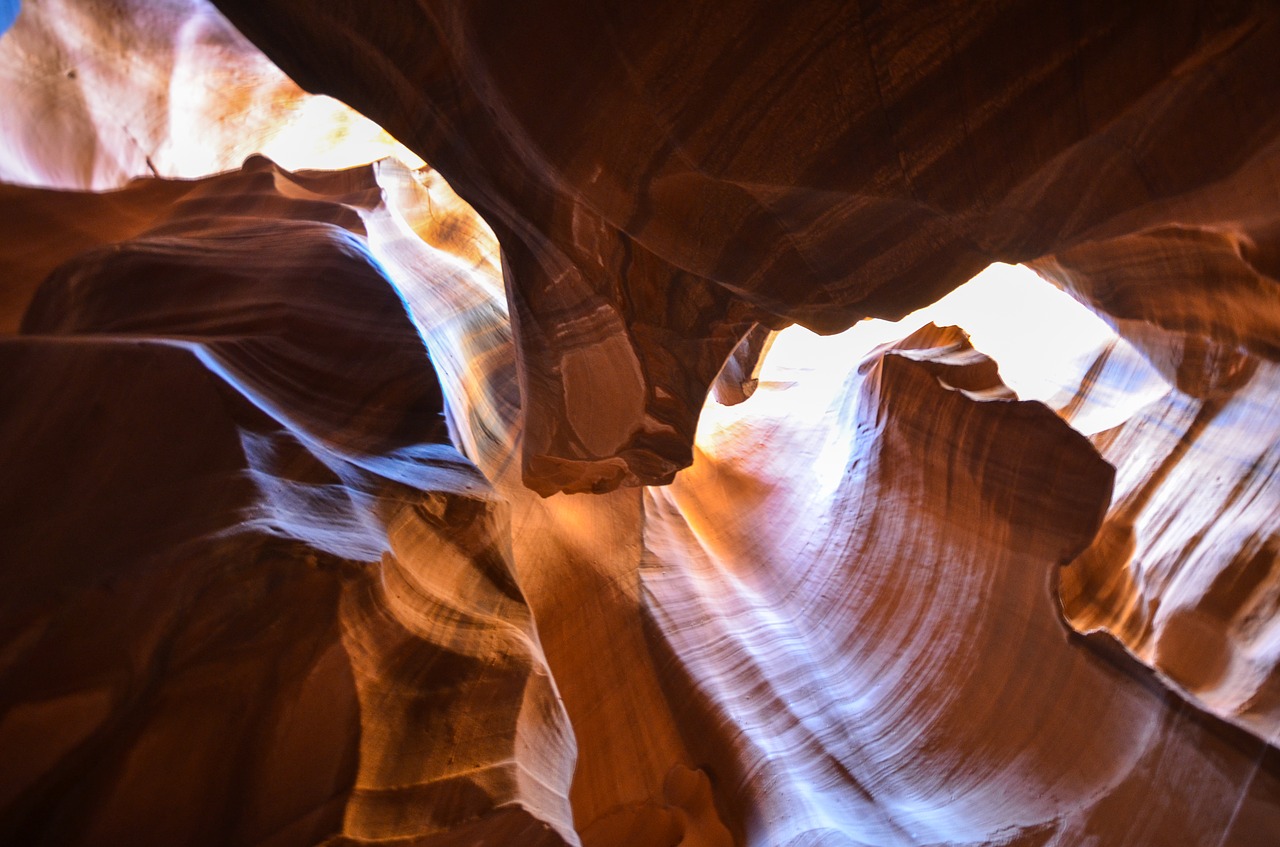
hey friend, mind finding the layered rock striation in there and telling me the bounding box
[0,159,576,846]
[211,0,1280,494]
[4,1,1280,845]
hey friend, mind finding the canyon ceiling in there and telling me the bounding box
[2,1,1279,845]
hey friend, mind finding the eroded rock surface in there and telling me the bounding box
[4,1,1280,845]
[211,0,1280,493]
[0,0,421,189]
[1054,340,1280,746]
[0,160,576,847]
[643,324,1280,845]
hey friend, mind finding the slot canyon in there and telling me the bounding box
[2,1,1279,844]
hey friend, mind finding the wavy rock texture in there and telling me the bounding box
[210,0,1280,494]
[0,0,421,189]
[1032,229,1276,400]
[0,160,576,846]
[368,164,743,847]
[901,263,1280,752]
[1024,224,1280,745]
[1055,341,1280,747]
[643,324,1280,846]
[5,1,1280,846]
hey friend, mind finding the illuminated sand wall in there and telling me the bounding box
[2,2,1280,845]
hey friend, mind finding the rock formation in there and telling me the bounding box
[0,0,422,189]
[211,0,1280,496]
[3,1,1280,845]
[1,158,576,846]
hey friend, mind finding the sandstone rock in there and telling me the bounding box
[4,1,1280,845]
[0,0,421,189]
[1058,343,1280,746]
[212,0,1280,493]
[643,323,1280,845]
[0,160,576,846]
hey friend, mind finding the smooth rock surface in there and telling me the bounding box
[0,160,576,847]
[643,323,1280,846]
[0,0,422,189]
[4,1,1280,845]
[212,0,1280,493]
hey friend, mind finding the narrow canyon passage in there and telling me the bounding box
[2,2,1279,845]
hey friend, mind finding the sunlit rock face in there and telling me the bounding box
[1032,230,1277,400]
[5,1,1280,846]
[1058,341,1280,745]
[211,0,1280,494]
[0,160,576,847]
[644,323,1280,845]
[0,0,422,189]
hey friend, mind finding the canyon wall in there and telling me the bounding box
[3,1,1280,845]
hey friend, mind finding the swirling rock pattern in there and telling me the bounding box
[1057,342,1280,746]
[1031,229,1277,400]
[642,324,1280,845]
[4,1,1280,845]
[0,160,576,846]
[211,0,1280,494]
[1027,220,1280,746]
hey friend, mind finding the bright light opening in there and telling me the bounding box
[760,263,1116,400]
[698,263,1161,450]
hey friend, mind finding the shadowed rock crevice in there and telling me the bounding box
[5,1,1280,844]
[0,160,576,847]
[212,0,1280,494]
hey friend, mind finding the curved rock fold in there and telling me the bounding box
[4,1,1280,845]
